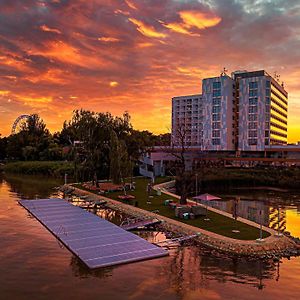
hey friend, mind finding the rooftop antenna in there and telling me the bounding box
[274,71,281,82]
[221,67,228,76]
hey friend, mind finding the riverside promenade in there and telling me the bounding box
[65,183,298,258]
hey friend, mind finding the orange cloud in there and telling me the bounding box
[109,81,119,87]
[125,0,138,10]
[180,11,221,29]
[162,22,199,36]
[163,10,221,35]
[30,40,107,68]
[128,18,167,38]
[40,24,62,34]
[26,69,70,85]
[0,90,10,96]
[137,42,154,48]
[98,36,120,42]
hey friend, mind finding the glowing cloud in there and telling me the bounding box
[162,22,199,36]
[125,0,138,10]
[128,18,167,38]
[40,24,62,34]
[0,90,10,96]
[163,10,221,35]
[180,11,221,30]
[110,81,119,87]
[98,37,120,42]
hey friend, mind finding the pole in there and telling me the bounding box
[259,207,263,240]
[64,173,68,185]
[278,206,280,236]
[195,173,198,196]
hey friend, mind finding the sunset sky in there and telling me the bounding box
[0,0,300,142]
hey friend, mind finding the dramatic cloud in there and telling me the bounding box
[163,10,221,36]
[128,18,167,38]
[0,0,299,142]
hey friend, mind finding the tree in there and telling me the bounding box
[6,114,56,161]
[165,122,192,205]
[109,130,131,184]
[0,134,8,160]
[59,109,133,183]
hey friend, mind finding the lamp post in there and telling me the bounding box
[256,202,265,242]
[195,173,198,196]
[276,205,283,237]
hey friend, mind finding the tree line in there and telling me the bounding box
[0,110,170,183]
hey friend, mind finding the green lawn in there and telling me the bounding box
[76,177,270,240]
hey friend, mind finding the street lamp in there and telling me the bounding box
[256,202,265,243]
[276,205,283,237]
[195,173,198,196]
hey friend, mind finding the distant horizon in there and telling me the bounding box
[0,1,299,142]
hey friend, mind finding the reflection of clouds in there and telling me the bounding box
[0,174,293,298]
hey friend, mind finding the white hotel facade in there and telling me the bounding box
[171,70,288,151]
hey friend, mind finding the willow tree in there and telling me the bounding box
[109,130,131,184]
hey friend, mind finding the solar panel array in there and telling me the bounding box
[19,198,168,269]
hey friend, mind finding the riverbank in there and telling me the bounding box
[64,181,299,258]
[3,161,74,177]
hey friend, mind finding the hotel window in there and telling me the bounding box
[248,139,257,145]
[248,130,257,138]
[212,122,221,129]
[212,114,220,121]
[266,81,271,88]
[212,130,220,137]
[249,82,258,89]
[249,122,257,129]
[249,98,258,105]
[213,90,221,97]
[213,82,221,89]
[249,89,258,97]
[212,106,221,113]
[212,138,220,145]
[213,98,221,106]
[248,106,257,113]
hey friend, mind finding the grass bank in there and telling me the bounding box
[75,177,270,240]
[4,161,74,177]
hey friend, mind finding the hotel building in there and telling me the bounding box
[171,70,288,151]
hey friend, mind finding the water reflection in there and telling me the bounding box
[70,256,114,279]
[1,174,300,299]
[202,192,300,237]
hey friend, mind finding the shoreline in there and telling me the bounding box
[63,184,300,259]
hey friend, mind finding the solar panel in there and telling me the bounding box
[19,198,168,269]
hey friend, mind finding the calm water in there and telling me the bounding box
[1,174,300,300]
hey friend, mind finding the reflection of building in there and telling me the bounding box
[206,199,286,231]
[269,207,286,232]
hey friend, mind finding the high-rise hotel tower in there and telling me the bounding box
[171,70,288,151]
